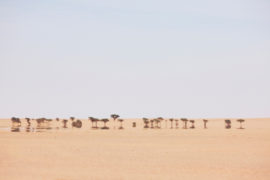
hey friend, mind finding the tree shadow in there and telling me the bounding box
[25,125,32,132]
[11,126,20,132]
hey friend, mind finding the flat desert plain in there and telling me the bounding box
[0,118,270,180]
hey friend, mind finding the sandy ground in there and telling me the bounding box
[0,118,270,180]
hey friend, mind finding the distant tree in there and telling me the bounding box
[11,117,21,126]
[72,119,82,128]
[169,118,174,129]
[11,117,21,132]
[203,119,208,129]
[154,119,161,129]
[181,118,188,129]
[72,120,76,128]
[150,119,154,128]
[70,117,75,122]
[45,119,52,122]
[44,119,53,130]
[101,118,109,129]
[55,118,60,129]
[225,119,231,129]
[34,118,50,130]
[89,117,95,128]
[94,118,100,129]
[165,119,168,128]
[76,120,82,128]
[36,118,45,128]
[111,114,120,129]
[143,118,149,128]
[237,119,245,129]
[189,120,195,129]
[111,114,120,122]
[62,119,68,128]
[175,119,179,128]
[118,119,124,129]
[157,117,163,128]
[25,118,31,126]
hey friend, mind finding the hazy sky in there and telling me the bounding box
[0,0,269,119]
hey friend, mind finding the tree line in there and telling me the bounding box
[10,115,245,132]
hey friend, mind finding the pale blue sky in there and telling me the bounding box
[0,0,269,119]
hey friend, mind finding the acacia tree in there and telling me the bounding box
[237,119,245,129]
[165,119,168,128]
[11,117,21,126]
[95,118,100,129]
[45,119,53,130]
[36,118,46,129]
[89,117,95,128]
[118,119,124,129]
[55,118,60,129]
[74,119,82,128]
[203,119,208,129]
[157,117,163,128]
[189,120,195,129]
[11,117,21,132]
[101,118,109,129]
[225,119,231,129]
[111,114,120,129]
[25,118,31,126]
[72,120,76,128]
[62,119,68,128]
[181,118,188,129]
[70,117,75,122]
[143,118,149,128]
[150,119,154,128]
[111,114,120,122]
[154,119,161,129]
[89,117,99,129]
[70,117,76,128]
[175,119,179,128]
[169,118,174,129]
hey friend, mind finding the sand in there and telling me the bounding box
[0,118,270,180]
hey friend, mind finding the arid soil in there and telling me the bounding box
[0,118,270,180]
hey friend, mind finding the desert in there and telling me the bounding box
[1,117,270,180]
[1,0,270,180]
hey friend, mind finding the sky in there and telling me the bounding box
[0,0,269,119]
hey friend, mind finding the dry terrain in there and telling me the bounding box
[0,118,270,180]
